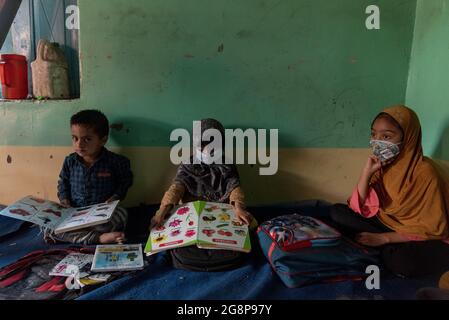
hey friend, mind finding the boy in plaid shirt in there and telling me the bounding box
[47,110,133,245]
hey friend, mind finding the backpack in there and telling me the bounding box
[0,247,102,300]
[170,246,247,272]
[257,214,379,288]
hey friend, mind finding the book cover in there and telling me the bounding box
[0,196,119,234]
[145,201,251,255]
[91,244,144,272]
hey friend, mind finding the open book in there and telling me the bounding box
[145,201,251,255]
[0,195,119,235]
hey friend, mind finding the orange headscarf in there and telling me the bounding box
[371,105,449,240]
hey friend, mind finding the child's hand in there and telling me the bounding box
[60,199,71,208]
[235,207,253,225]
[356,232,389,247]
[150,206,171,230]
[363,155,382,177]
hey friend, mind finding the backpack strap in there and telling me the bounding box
[0,248,89,281]
[35,277,66,293]
[0,250,48,279]
[0,270,28,288]
[267,242,277,273]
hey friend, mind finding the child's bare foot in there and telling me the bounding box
[99,232,126,244]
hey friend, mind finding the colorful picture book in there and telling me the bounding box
[49,253,94,278]
[91,244,144,272]
[145,201,252,255]
[0,196,119,234]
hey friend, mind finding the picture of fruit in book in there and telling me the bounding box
[218,212,231,222]
[217,229,233,237]
[10,209,31,217]
[234,230,246,237]
[185,212,195,227]
[202,229,216,237]
[171,229,181,237]
[185,230,196,238]
[202,215,216,223]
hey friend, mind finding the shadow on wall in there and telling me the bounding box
[239,164,342,206]
[104,118,358,206]
[108,117,180,206]
[432,118,449,162]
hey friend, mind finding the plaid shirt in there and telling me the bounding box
[57,148,133,207]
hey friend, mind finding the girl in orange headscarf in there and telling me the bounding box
[331,105,449,277]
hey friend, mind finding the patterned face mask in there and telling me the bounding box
[370,140,401,162]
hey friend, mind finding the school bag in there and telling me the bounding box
[0,247,106,300]
[170,246,247,272]
[257,214,379,288]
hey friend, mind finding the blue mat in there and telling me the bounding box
[0,215,25,239]
[0,201,440,300]
[78,251,437,300]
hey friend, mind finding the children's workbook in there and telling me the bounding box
[49,253,94,278]
[145,201,252,255]
[91,244,144,272]
[0,195,119,234]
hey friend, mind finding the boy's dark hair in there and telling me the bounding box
[70,110,110,138]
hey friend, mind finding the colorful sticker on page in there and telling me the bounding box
[198,207,247,249]
[150,205,197,250]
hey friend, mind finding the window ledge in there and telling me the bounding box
[0,98,80,105]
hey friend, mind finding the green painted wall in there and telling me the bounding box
[0,0,416,148]
[406,0,449,160]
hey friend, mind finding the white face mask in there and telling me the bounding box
[195,146,224,164]
[370,140,401,162]
[195,148,212,164]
